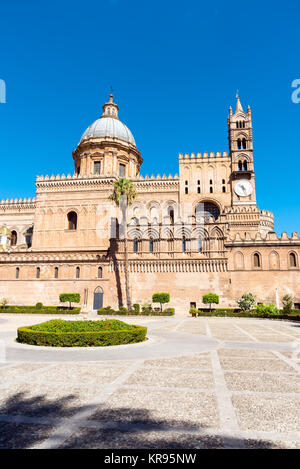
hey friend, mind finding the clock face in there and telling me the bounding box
[234,180,253,197]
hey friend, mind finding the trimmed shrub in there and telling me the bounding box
[119,306,128,313]
[194,309,300,320]
[0,305,80,314]
[163,308,175,315]
[17,319,147,347]
[59,293,81,309]
[152,293,170,311]
[282,294,293,314]
[35,302,43,309]
[133,303,140,314]
[202,293,219,311]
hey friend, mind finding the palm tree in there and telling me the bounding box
[108,177,137,310]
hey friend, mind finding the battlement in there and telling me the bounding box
[36,173,179,183]
[0,198,36,211]
[228,230,299,243]
[134,174,179,181]
[179,151,229,160]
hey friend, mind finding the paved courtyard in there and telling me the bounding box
[0,313,299,449]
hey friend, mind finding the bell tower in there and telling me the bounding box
[228,96,257,206]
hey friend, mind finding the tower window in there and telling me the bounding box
[36,267,40,279]
[290,252,297,267]
[67,211,77,230]
[196,202,220,221]
[197,187,201,194]
[242,138,247,149]
[222,186,226,193]
[119,164,126,177]
[54,267,59,279]
[210,187,213,193]
[76,266,80,279]
[168,206,174,224]
[238,160,243,171]
[16,267,20,279]
[185,180,188,185]
[237,138,241,149]
[222,179,225,184]
[11,230,17,246]
[243,161,248,171]
[98,266,103,278]
[94,161,101,175]
[254,253,261,268]
[185,187,188,194]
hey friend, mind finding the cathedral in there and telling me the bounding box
[0,93,299,314]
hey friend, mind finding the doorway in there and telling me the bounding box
[93,286,104,310]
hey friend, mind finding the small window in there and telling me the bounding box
[67,211,77,230]
[254,253,261,268]
[168,206,174,224]
[133,238,138,253]
[209,179,213,185]
[185,180,188,185]
[76,266,80,279]
[185,187,188,194]
[94,161,101,175]
[238,160,243,171]
[16,267,20,279]
[119,164,126,177]
[222,179,225,184]
[197,187,201,194]
[243,161,248,171]
[36,267,40,279]
[197,180,200,185]
[98,266,103,278]
[242,138,247,149]
[198,237,202,252]
[149,237,154,253]
[237,138,241,149]
[210,187,213,193]
[182,236,186,253]
[290,252,297,267]
[54,267,58,279]
[222,186,226,193]
[11,230,17,246]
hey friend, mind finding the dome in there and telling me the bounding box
[80,117,136,146]
[80,93,136,147]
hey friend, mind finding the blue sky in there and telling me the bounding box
[0,0,299,234]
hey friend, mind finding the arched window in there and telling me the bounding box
[94,161,101,175]
[254,253,261,268]
[168,206,174,224]
[243,161,248,171]
[237,138,241,149]
[11,230,17,246]
[16,267,20,279]
[54,267,59,279]
[289,252,297,267]
[198,237,203,252]
[196,202,220,222]
[133,238,138,253]
[238,160,243,171]
[36,267,40,279]
[76,266,80,279]
[242,138,247,149]
[67,211,77,230]
[182,236,186,253]
[98,266,103,278]
[149,237,154,253]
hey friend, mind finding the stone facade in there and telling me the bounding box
[0,94,299,314]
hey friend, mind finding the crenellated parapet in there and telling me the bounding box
[179,151,229,160]
[132,174,179,192]
[0,250,108,263]
[226,230,300,246]
[0,198,36,212]
[35,174,117,192]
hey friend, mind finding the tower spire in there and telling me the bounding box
[235,92,244,113]
[101,89,119,119]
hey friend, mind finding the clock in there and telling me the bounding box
[234,180,253,197]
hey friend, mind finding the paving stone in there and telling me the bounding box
[218,349,275,358]
[232,396,300,432]
[0,422,54,449]
[125,368,215,389]
[144,354,211,369]
[90,388,219,428]
[225,371,299,393]
[220,357,295,372]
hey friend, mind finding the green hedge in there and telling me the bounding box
[17,319,147,347]
[97,307,175,316]
[195,309,300,320]
[0,305,80,314]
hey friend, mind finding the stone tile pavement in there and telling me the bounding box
[0,314,299,449]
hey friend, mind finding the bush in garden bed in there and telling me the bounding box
[0,305,80,314]
[194,309,300,320]
[97,306,175,316]
[17,319,147,347]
